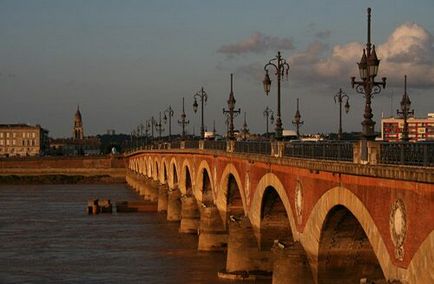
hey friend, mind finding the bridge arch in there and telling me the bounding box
[302,186,403,283]
[161,157,169,184]
[407,230,434,283]
[180,158,194,195]
[140,157,146,175]
[250,173,298,241]
[195,160,214,205]
[152,157,160,181]
[216,164,246,221]
[168,157,179,189]
[147,157,152,177]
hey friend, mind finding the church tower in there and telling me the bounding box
[73,106,84,140]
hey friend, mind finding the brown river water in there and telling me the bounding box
[0,184,267,284]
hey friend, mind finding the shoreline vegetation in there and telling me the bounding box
[0,174,126,185]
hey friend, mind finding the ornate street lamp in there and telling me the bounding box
[139,123,145,146]
[163,105,174,141]
[223,73,241,140]
[240,112,249,141]
[178,97,190,140]
[193,87,208,139]
[155,112,164,139]
[136,125,141,147]
[263,106,274,138]
[351,8,386,142]
[263,51,290,140]
[397,75,414,142]
[150,116,155,140]
[292,98,303,138]
[145,120,151,144]
[334,88,350,140]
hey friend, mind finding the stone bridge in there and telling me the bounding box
[126,146,433,283]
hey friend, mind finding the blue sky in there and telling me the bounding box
[0,0,433,137]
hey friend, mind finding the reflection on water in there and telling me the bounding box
[0,184,261,284]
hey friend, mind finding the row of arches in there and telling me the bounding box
[128,154,432,283]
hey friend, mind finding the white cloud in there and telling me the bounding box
[287,23,434,89]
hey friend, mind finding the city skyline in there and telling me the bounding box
[0,0,434,137]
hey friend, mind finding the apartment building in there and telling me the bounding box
[0,124,49,157]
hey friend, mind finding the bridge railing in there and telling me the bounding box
[379,142,434,167]
[127,140,434,168]
[234,141,272,155]
[283,141,354,161]
[184,140,200,149]
[170,141,181,149]
[204,140,227,151]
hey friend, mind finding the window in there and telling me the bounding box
[0,133,3,138]
[0,140,3,145]
[6,140,10,145]
[12,140,16,145]
[6,133,10,138]
[13,133,16,138]
[32,133,36,138]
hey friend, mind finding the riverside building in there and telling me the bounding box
[381,113,434,142]
[0,124,49,157]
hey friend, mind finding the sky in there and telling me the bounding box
[0,0,433,138]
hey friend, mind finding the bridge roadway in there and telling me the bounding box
[126,143,433,284]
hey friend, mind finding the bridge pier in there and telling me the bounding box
[167,187,181,221]
[157,184,169,213]
[197,205,227,251]
[272,241,313,284]
[137,177,147,197]
[142,179,159,203]
[179,195,200,234]
[219,216,272,280]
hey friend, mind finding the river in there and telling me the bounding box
[0,184,263,284]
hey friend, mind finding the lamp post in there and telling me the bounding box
[334,88,350,140]
[136,125,140,147]
[292,98,303,138]
[145,120,151,145]
[351,8,386,142]
[163,105,174,141]
[155,112,164,139]
[150,116,155,140]
[263,51,290,140]
[178,97,190,140]
[241,112,249,141]
[397,75,414,142]
[139,124,144,146]
[223,74,241,140]
[263,106,274,138]
[193,87,208,139]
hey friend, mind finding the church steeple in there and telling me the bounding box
[73,105,84,140]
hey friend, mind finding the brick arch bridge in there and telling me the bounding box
[127,147,433,284]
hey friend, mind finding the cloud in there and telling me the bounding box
[217,32,294,56]
[315,30,331,39]
[288,23,434,89]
